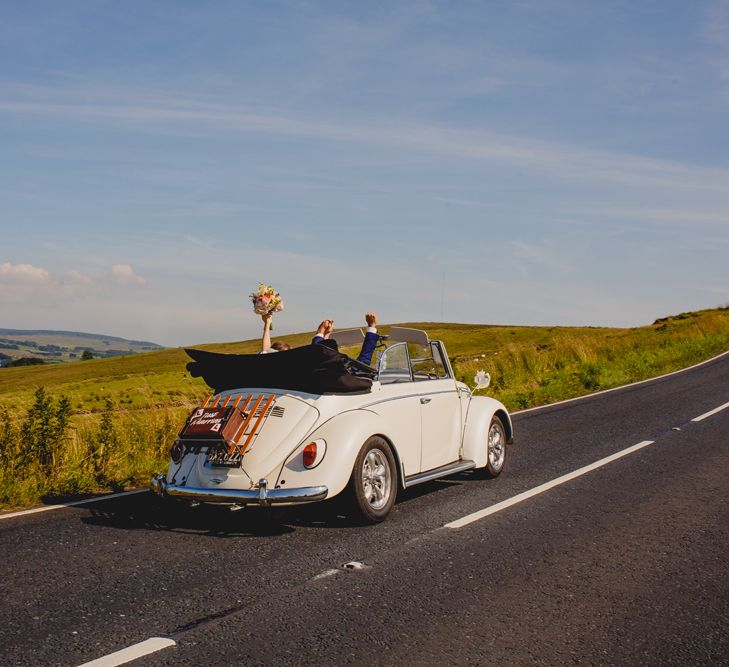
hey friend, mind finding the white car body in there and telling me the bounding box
[151,327,513,516]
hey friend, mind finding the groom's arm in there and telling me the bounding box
[312,319,332,345]
[356,312,379,365]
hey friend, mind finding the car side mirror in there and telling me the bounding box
[473,370,491,390]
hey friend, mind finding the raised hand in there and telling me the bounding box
[316,319,333,337]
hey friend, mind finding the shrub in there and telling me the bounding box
[88,397,119,483]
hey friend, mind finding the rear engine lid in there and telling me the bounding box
[196,392,319,487]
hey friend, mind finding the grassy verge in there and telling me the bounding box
[1,307,728,510]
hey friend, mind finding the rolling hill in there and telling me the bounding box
[0,328,163,366]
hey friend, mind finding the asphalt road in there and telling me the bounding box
[1,353,728,666]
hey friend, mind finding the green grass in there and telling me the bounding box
[1,306,728,510]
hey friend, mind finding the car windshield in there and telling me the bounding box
[374,340,451,384]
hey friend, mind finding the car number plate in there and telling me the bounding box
[206,447,242,467]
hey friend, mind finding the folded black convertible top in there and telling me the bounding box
[185,344,374,395]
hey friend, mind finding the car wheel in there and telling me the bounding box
[348,436,397,523]
[485,415,507,477]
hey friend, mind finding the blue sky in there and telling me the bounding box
[1,1,728,346]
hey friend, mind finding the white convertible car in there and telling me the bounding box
[151,327,513,522]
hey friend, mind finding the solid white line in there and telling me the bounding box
[76,637,175,667]
[691,400,729,422]
[0,489,148,522]
[445,440,655,529]
[512,347,729,415]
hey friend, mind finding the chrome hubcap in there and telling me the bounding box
[488,422,505,471]
[361,448,391,510]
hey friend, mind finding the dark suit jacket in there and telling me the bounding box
[312,330,379,366]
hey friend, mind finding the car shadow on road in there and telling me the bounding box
[80,491,388,537]
[79,477,466,537]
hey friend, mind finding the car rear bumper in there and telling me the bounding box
[150,474,328,507]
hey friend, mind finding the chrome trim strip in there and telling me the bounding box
[361,389,459,409]
[404,460,476,488]
[150,475,328,505]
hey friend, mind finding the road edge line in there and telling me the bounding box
[445,440,655,529]
[0,489,148,521]
[512,347,729,416]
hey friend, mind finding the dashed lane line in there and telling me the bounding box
[0,489,148,522]
[445,440,656,529]
[76,637,175,667]
[692,400,729,422]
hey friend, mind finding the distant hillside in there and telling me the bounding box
[0,329,163,366]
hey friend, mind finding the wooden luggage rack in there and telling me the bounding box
[179,393,277,465]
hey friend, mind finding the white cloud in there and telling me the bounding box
[0,263,126,303]
[110,264,145,287]
[0,262,49,283]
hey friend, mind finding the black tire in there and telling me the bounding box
[485,415,507,477]
[346,436,398,523]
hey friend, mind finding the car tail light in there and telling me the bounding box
[302,439,326,469]
[303,442,317,468]
[170,441,185,464]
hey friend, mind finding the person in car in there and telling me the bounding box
[260,313,292,354]
[312,312,380,366]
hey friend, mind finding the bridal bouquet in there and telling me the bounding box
[250,282,284,327]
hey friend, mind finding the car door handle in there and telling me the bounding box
[420,397,431,404]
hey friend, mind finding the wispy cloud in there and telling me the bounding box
[511,240,572,274]
[568,206,729,227]
[432,196,501,209]
[3,91,729,195]
[699,0,729,109]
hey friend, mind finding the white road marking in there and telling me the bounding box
[0,489,148,522]
[311,568,340,581]
[513,347,729,415]
[76,637,175,667]
[691,400,729,422]
[445,440,655,529]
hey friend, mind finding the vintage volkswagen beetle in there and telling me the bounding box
[151,327,513,522]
